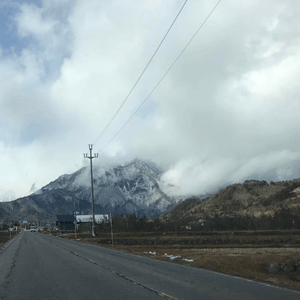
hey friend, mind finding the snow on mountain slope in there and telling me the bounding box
[25,159,184,218]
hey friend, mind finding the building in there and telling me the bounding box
[76,214,110,224]
[56,215,75,231]
[56,214,110,232]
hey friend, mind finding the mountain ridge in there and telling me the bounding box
[2,159,299,225]
[0,159,185,223]
[162,178,300,221]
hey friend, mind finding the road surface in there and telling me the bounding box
[0,232,299,299]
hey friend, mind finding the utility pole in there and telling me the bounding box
[110,212,113,247]
[74,197,77,239]
[84,144,98,237]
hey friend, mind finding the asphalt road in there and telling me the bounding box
[0,232,300,300]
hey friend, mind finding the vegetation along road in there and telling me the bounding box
[0,231,300,300]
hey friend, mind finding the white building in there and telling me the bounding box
[75,214,110,224]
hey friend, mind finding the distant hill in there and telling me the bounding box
[3,160,300,225]
[160,198,204,221]
[162,179,300,221]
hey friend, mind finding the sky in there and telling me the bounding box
[0,0,300,201]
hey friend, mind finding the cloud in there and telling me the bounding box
[14,0,74,60]
[30,182,37,193]
[129,0,300,194]
[1,0,300,200]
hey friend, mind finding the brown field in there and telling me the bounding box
[108,245,300,289]
[0,231,11,248]
[48,230,300,290]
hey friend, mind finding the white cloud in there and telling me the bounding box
[14,0,74,60]
[16,4,57,38]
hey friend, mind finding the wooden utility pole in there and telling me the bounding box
[84,144,98,237]
[110,212,113,247]
[74,197,77,239]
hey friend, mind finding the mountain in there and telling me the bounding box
[0,159,185,223]
[4,159,298,225]
[162,178,300,221]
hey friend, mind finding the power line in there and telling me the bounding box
[92,0,188,146]
[97,0,222,154]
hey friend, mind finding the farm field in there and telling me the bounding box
[0,231,12,248]
[50,230,300,290]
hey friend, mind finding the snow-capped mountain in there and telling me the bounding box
[42,158,178,214]
[0,159,185,223]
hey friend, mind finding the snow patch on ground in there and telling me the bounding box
[144,251,157,255]
[164,253,181,260]
[164,253,193,262]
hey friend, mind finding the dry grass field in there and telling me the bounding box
[0,231,11,248]
[114,245,300,289]
[51,230,300,290]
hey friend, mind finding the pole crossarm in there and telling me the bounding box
[84,144,98,159]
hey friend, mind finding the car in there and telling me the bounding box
[30,226,36,232]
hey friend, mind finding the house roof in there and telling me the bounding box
[57,215,75,222]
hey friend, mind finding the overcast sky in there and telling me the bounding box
[0,0,300,201]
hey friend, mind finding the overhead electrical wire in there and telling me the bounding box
[92,0,189,146]
[97,0,222,154]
